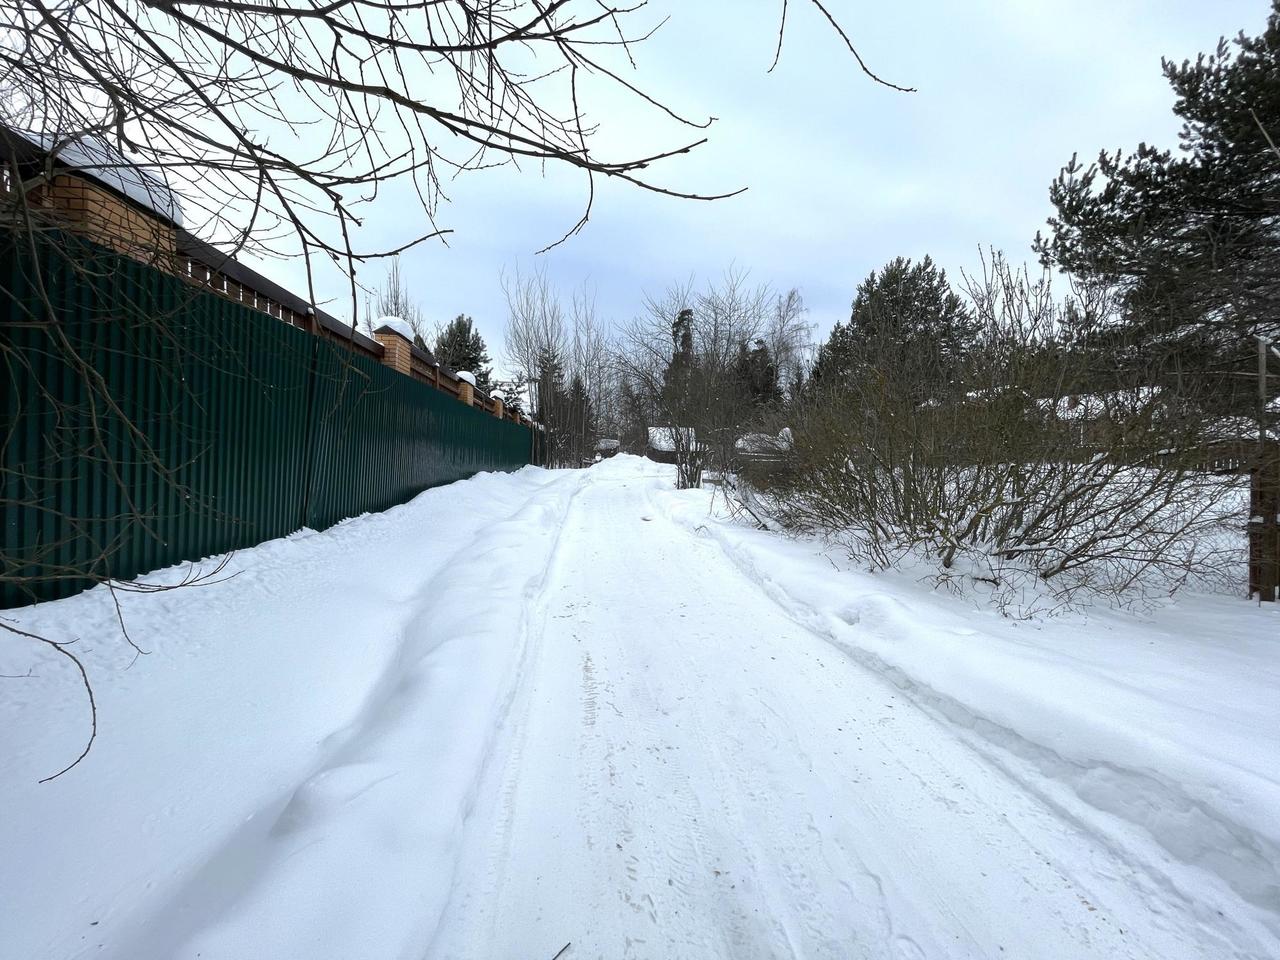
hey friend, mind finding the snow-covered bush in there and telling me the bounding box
[754,256,1248,611]
[763,418,1241,609]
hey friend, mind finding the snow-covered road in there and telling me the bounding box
[426,462,1267,960]
[3,456,1277,959]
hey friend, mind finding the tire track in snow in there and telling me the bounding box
[662,492,1279,956]
[421,468,594,958]
[106,471,588,960]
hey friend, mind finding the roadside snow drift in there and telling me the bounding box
[2,455,1277,960]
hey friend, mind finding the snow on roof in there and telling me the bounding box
[14,128,184,226]
[647,427,697,452]
[1036,387,1162,421]
[1203,416,1278,442]
[963,386,1029,402]
[595,438,620,451]
[375,316,416,341]
[735,429,793,454]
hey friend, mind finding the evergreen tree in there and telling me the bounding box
[1036,3,1280,410]
[662,308,697,404]
[811,256,976,400]
[734,338,782,407]
[491,372,529,417]
[434,314,493,392]
[563,373,597,465]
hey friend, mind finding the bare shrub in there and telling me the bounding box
[758,253,1243,609]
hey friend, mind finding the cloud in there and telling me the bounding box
[238,0,1262,360]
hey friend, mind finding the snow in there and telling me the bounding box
[374,315,415,341]
[456,370,477,387]
[2,456,1277,959]
[12,127,184,226]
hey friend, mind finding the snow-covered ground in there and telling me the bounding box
[1,455,1277,959]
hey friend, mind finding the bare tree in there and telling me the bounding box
[361,255,429,345]
[766,287,815,398]
[618,269,795,488]
[502,268,617,466]
[2,0,910,300]
[502,265,566,437]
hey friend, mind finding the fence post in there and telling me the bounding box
[1250,440,1280,602]
[298,335,322,531]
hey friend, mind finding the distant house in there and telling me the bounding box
[594,438,620,460]
[646,426,699,464]
[1034,387,1163,423]
[1032,387,1166,449]
[734,428,792,466]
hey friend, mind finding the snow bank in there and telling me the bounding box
[0,466,574,960]
[657,482,1280,929]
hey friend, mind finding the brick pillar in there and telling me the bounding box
[458,379,474,406]
[492,397,505,419]
[373,328,412,375]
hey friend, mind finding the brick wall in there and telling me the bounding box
[31,174,176,268]
[23,170,529,427]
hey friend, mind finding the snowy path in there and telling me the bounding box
[425,464,1258,960]
[3,457,1276,960]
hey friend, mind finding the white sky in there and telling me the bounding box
[240,0,1264,368]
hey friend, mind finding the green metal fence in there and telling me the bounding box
[1,232,534,608]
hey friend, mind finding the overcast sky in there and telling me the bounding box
[243,0,1264,370]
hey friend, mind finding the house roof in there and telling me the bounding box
[647,427,698,452]
[2,125,184,226]
[735,429,792,454]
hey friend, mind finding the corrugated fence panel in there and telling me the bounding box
[1,232,533,608]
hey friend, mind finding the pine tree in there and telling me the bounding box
[491,372,529,417]
[662,307,696,403]
[734,339,782,407]
[811,256,976,401]
[434,314,493,392]
[1036,2,1280,410]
